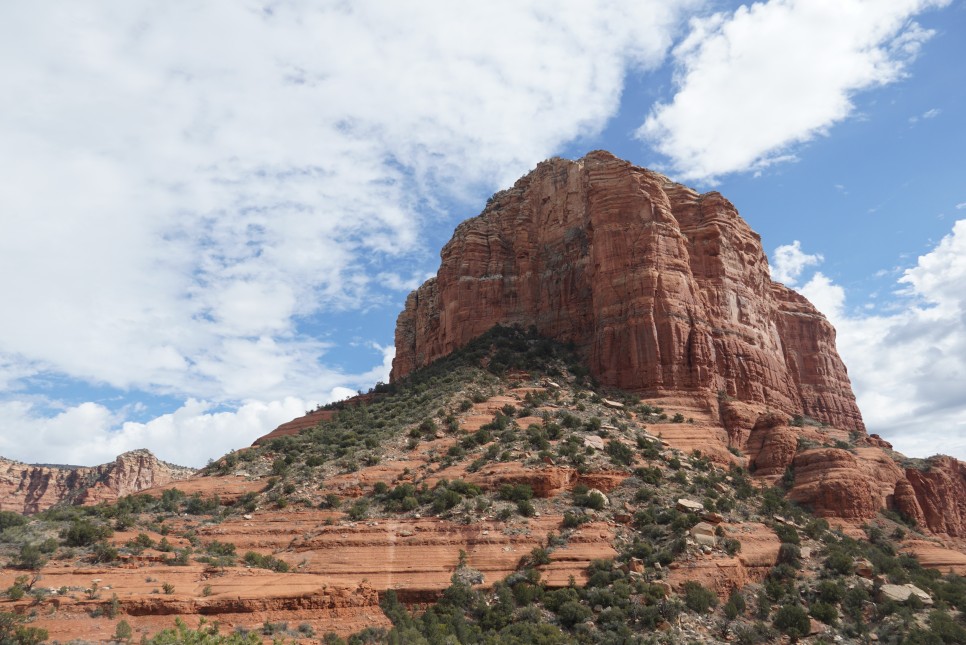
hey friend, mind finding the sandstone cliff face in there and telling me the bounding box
[898,457,966,537]
[0,449,195,514]
[391,151,863,431]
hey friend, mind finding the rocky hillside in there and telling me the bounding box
[391,150,966,539]
[2,328,966,643]
[0,450,195,515]
[2,152,966,643]
[392,151,863,432]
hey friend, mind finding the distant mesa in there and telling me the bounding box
[0,449,194,514]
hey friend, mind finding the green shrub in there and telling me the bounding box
[0,511,27,532]
[528,547,551,566]
[14,544,47,570]
[562,511,589,528]
[243,551,289,572]
[61,519,112,547]
[824,549,854,575]
[184,494,220,515]
[91,542,119,563]
[159,488,185,512]
[842,586,870,620]
[431,489,462,514]
[809,601,838,626]
[105,593,121,619]
[773,604,809,639]
[735,622,777,645]
[205,541,236,557]
[681,581,718,613]
[777,543,801,567]
[724,590,746,620]
[165,546,192,566]
[773,523,800,545]
[605,440,634,466]
[634,466,662,485]
[498,484,533,502]
[346,499,370,521]
[556,600,592,627]
[0,611,48,644]
[803,518,830,539]
[573,489,606,510]
[127,533,155,553]
[722,538,742,556]
[816,579,845,604]
[516,500,536,517]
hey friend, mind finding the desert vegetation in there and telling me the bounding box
[1,326,965,643]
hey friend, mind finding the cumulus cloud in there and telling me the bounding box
[0,2,698,464]
[0,1,694,399]
[788,221,966,460]
[771,240,824,285]
[0,397,312,468]
[638,0,949,181]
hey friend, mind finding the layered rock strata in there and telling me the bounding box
[0,449,194,514]
[897,457,966,537]
[391,151,863,431]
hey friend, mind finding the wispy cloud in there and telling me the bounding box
[910,107,942,123]
[637,0,950,181]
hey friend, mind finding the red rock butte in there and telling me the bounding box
[392,151,863,432]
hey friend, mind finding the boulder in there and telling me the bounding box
[677,499,705,513]
[878,584,933,606]
[690,522,716,547]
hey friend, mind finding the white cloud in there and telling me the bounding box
[956,202,966,210]
[0,2,700,464]
[0,1,695,399]
[770,240,824,285]
[910,107,941,123]
[0,342,395,468]
[638,0,949,181]
[793,220,966,460]
[0,397,312,468]
[799,271,846,319]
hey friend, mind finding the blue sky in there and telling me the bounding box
[0,0,963,467]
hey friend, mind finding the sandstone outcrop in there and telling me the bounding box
[252,408,337,445]
[391,151,863,431]
[787,449,885,520]
[0,449,194,514]
[898,457,966,537]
